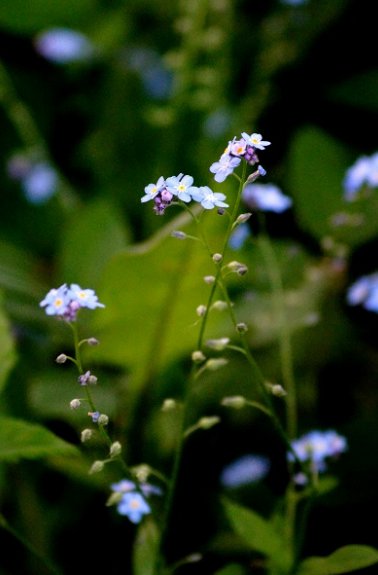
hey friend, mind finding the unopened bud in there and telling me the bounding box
[133,464,150,482]
[204,358,228,371]
[87,337,99,346]
[198,416,220,430]
[227,261,248,276]
[89,460,105,474]
[70,398,81,409]
[88,374,98,385]
[235,213,252,225]
[56,353,67,364]
[81,428,93,442]
[236,322,248,334]
[217,208,225,216]
[171,230,187,240]
[161,398,177,411]
[98,413,109,425]
[212,253,223,263]
[203,275,215,284]
[196,304,207,317]
[221,395,247,409]
[192,350,206,363]
[211,300,228,311]
[109,441,122,458]
[206,337,230,350]
[266,382,287,397]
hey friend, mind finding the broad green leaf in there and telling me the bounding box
[57,198,129,287]
[287,126,349,240]
[0,416,78,462]
[296,545,378,575]
[133,518,160,575]
[223,499,292,572]
[328,70,378,111]
[89,209,228,375]
[214,565,246,575]
[0,0,97,33]
[0,296,16,395]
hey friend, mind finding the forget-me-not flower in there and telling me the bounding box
[242,183,292,213]
[40,283,105,321]
[34,28,95,64]
[166,174,196,203]
[346,272,378,313]
[210,153,242,183]
[220,454,270,488]
[343,152,378,201]
[191,186,229,210]
[288,429,347,474]
[116,492,151,524]
[7,155,58,204]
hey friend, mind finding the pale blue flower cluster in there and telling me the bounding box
[34,28,95,64]
[288,429,347,474]
[210,131,271,183]
[7,154,58,204]
[110,479,162,524]
[242,182,292,213]
[141,173,228,215]
[343,152,378,201]
[220,454,270,488]
[346,272,378,313]
[40,283,105,321]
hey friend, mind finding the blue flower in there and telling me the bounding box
[241,132,271,151]
[34,28,94,64]
[229,223,251,250]
[166,174,196,203]
[116,492,151,524]
[191,186,229,210]
[343,152,378,201]
[40,284,105,321]
[346,272,378,313]
[7,155,58,204]
[220,454,270,488]
[68,284,105,310]
[242,183,292,213]
[141,176,166,203]
[210,153,241,183]
[288,429,347,473]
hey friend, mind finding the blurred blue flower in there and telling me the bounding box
[203,108,232,138]
[229,223,251,250]
[242,183,292,213]
[116,492,151,524]
[343,152,378,201]
[124,47,173,100]
[288,429,347,473]
[34,28,95,64]
[8,155,58,204]
[346,272,378,313]
[220,454,270,488]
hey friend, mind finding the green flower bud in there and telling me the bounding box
[81,428,93,442]
[192,350,206,363]
[89,460,105,474]
[206,337,230,350]
[161,398,177,411]
[236,322,248,334]
[109,441,122,458]
[196,304,207,317]
[204,358,228,371]
[221,395,247,409]
[198,416,220,429]
[98,413,109,425]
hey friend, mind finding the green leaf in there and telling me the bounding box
[57,198,129,287]
[0,0,98,33]
[89,209,227,375]
[132,518,160,575]
[0,297,16,395]
[0,416,78,462]
[296,545,378,575]
[328,70,378,111]
[223,499,292,572]
[214,565,246,575]
[287,126,349,240]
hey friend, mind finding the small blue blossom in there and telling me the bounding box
[191,186,229,210]
[241,132,271,151]
[346,272,378,313]
[242,183,292,213]
[40,284,105,321]
[116,492,151,524]
[343,152,378,201]
[166,174,196,203]
[68,284,105,310]
[220,454,270,488]
[39,284,70,316]
[141,176,166,203]
[288,429,347,473]
[210,153,241,183]
[34,28,95,64]
[111,479,136,493]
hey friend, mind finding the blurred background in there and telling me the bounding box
[0,0,378,573]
